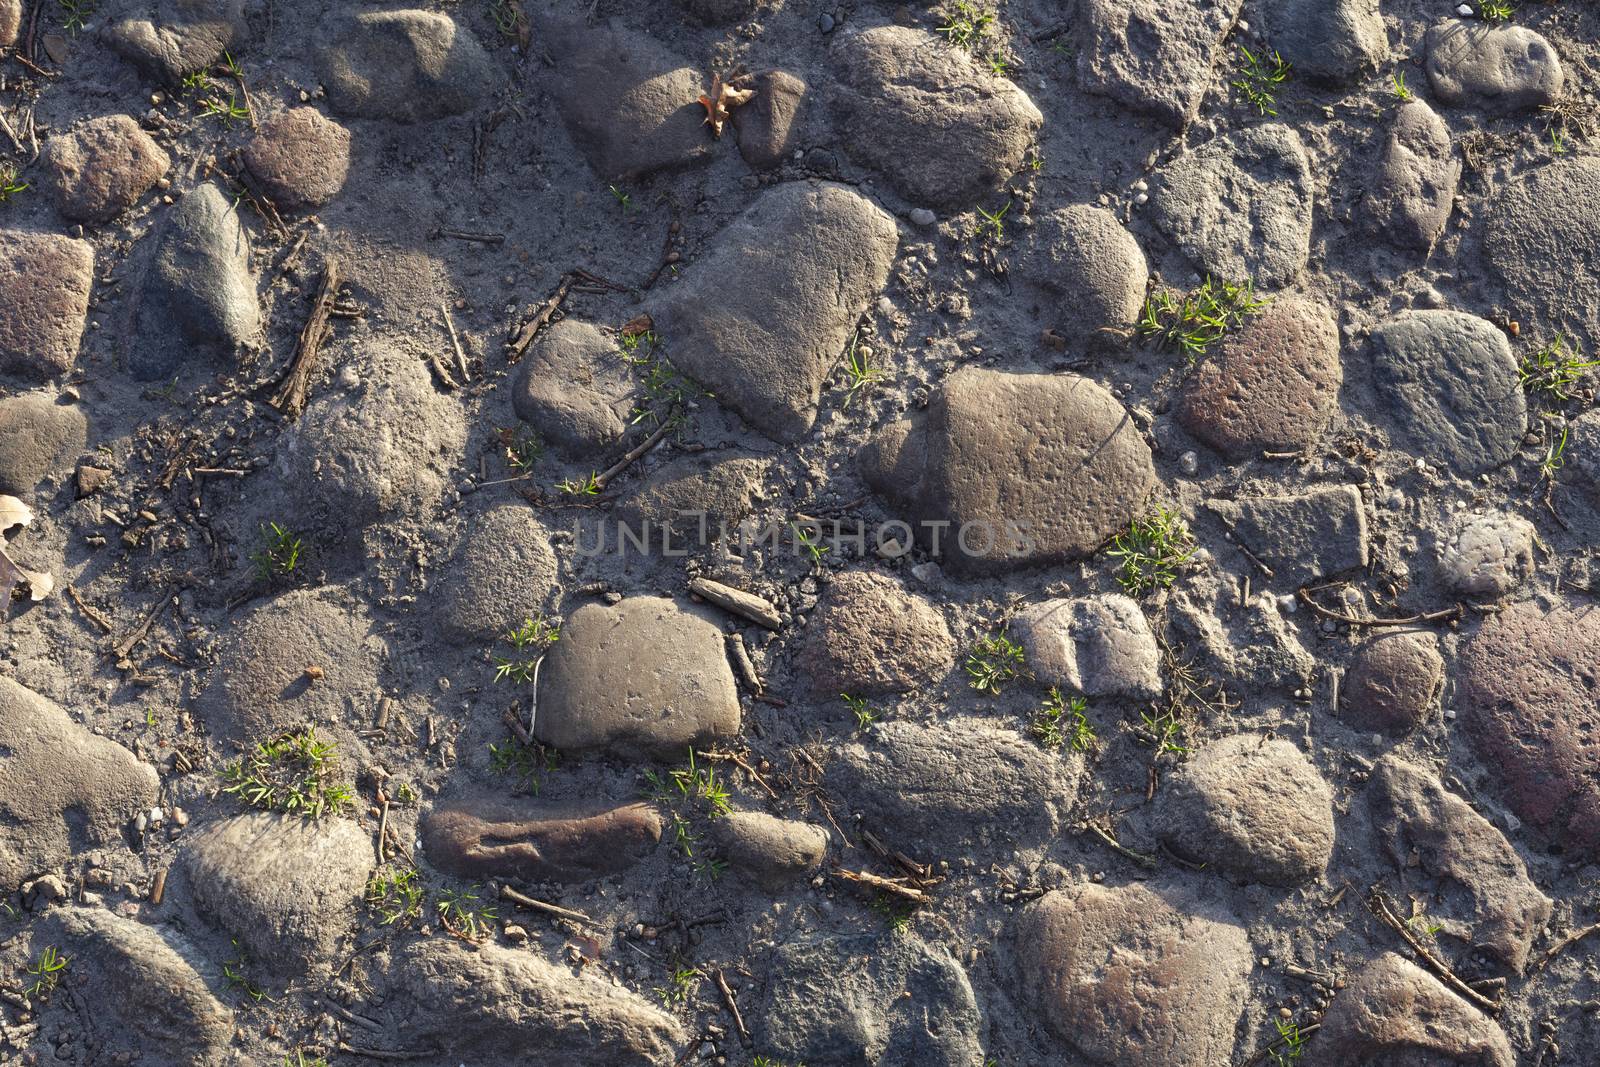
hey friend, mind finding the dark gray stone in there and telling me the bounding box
[613,451,771,543]
[316,10,498,123]
[731,69,808,170]
[1018,205,1148,339]
[0,391,88,496]
[1077,0,1245,128]
[103,0,244,84]
[1207,485,1368,587]
[712,811,827,889]
[1270,0,1386,85]
[1484,157,1600,355]
[1426,20,1563,112]
[1365,100,1460,251]
[432,502,559,643]
[510,319,635,457]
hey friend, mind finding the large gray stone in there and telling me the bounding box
[1366,100,1459,251]
[432,502,560,643]
[1270,0,1386,85]
[393,938,684,1064]
[1150,124,1313,288]
[797,569,954,698]
[0,391,87,496]
[534,596,740,758]
[613,451,771,543]
[1010,594,1162,699]
[1371,756,1552,974]
[1426,21,1563,112]
[1484,157,1600,355]
[758,932,982,1066]
[1438,511,1536,597]
[40,115,170,224]
[1341,630,1443,736]
[0,232,94,382]
[712,811,827,889]
[1018,205,1148,339]
[38,907,233,1067]
[1156,733,1335,886]
[1306,954,1514,1067]
[1368,311,1526,474]
[510,318,635,457]
[648,182,897,442]
[1016,882,1252,1067]
[130,183,259,381]
[0,677,159,890]
[103,0,244,83]
[316,10,498,122]
[1077,0,1245,128]
[833,26,1042,208]
[422,799,662,883]
[861,368,1156,574]
[731,69,807,170]
[1206,485,1368,587]
[181,813,375,978]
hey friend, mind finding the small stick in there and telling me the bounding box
[834,868,927,903]
[499,884,598,927]
[274,231,309,282]
[269,260,340,418]
[1367,889,1500,1013]
[112,594,171,661]
[338,1046,432,1062]
[376,799,389,864]
[594,416,674,489]
[64,584,114,634]
[1530,921,1600,975]
[374,696,392,732]
[715,969,753,1048]
[688,576,781,630]
[149,868,167,905]
[328,1002,384,1032]
[1087,823,1159,869]
[1297,589,1462,628]
[502,706,533,746]
[726,632,762,693]
[191,466,250,476]
[430,228,506,245]
[441,304,470,382]
[506,273,576,363]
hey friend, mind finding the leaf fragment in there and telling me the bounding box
[696,73,755,138]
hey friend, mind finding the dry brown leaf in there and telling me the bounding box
[0,545,51,608]
[696,74,755,138]
[0,495,33,534]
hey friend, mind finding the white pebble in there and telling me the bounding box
[1457,3,1474,15]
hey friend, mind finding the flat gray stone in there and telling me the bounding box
[1438,511,1536,597]
[534,596,740,758]
[422,799,662,883]
[1426,20,1563,112]
[731,69,807,170]
[40,115,171,224]
[1018,205,1148,339]
[1017,882,1252,1067]
[1341,630,1443,736]
[862,368,1156,574]
[181,813,375,979]
[1207,485,1368,587]
[1156,733,1335,886]
[758,932,982,1067]
[103,0,244,83]
[1484,157,1600,355]
[797,569,954,698]
[1307,954,1514,1067]
[0,232,93,381]
[1569,408,1600,494]
[130,183,260,381]
[394,938,684,1064]
[712,811,827,889]
[510,318,635,457]
[833,26,1042,208]
[432,502,559,643]
[613,451,771,545]
[1365,99,1460,251]
[1270,0,1387,85]
[1077,0,1245,128]
[0,391,88,496]
[316,10,498,122]
[1371,756,1552,974]
[648,182,897,442]
[1010,594,1162,699]
[0,677,159,890]
[241,107,351,211]
[1368,310,1526,474]
[1150,124,1313,288]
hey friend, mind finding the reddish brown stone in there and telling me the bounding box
[242,107,351,211]
[799,570,954,698]
[422,800,662,883]
[1176,296,1342,458]
[1342,630,1443,736]
[0,0,19,48]
[0,231,93,381]
[40,115,170,223]
[1460,600,1600,853]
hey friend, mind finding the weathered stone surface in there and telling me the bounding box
[0,232,93,381]
[862,368,1156,574]
[1176,296,1341,457]
[833,26,1042,208]
[104,0,244,83]
[798,569,954,698]
[317,10,497,122]
[545,19,710,180]
[1366,100,1459,251]
[0,677,159,890]
[510,319,635,456]
[1150,124,1313,288]
[130,183,259,381]
[1371,756,1552,974]
[613,451,771,542]
[535,597,740,758]
[39,907,233,1067]
[1485,157,1600,355]
[423,799,661,883]
[1207,485,1368,587]
[759,931,982,1067]
[679,0,776,22]
[1011,594,1162,699]
[731,70,806,170]
[278,349,467,528]
[1077,0,1244,128]
[1439,511,1536,597]
[1307,953,1514,1067]
[1342,630,1443,736]
[1369,311,1526,474]
[1570,408,1600,494]
[205,585,385,743]
[40,115,170,224]
[1157,733,1335,886]
[826,718,1074,850]
[241,107,351,211]
[181,813,374,977]
[1426,21,1563,112]
[395,938,684,1064]
[648,182,897,442]
[1175,588,1316,692]
[1270,0,1386,85]
[0,392,86,496]
[433,502,559,643]
[1016,882,1252,1067]
[1460,600,1600,853]
[1018,205,1148,338]
[0,0,18,48]
[712,811,827,889]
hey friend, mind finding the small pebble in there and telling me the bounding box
[818,12,835,32]
[909,207,936,227]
